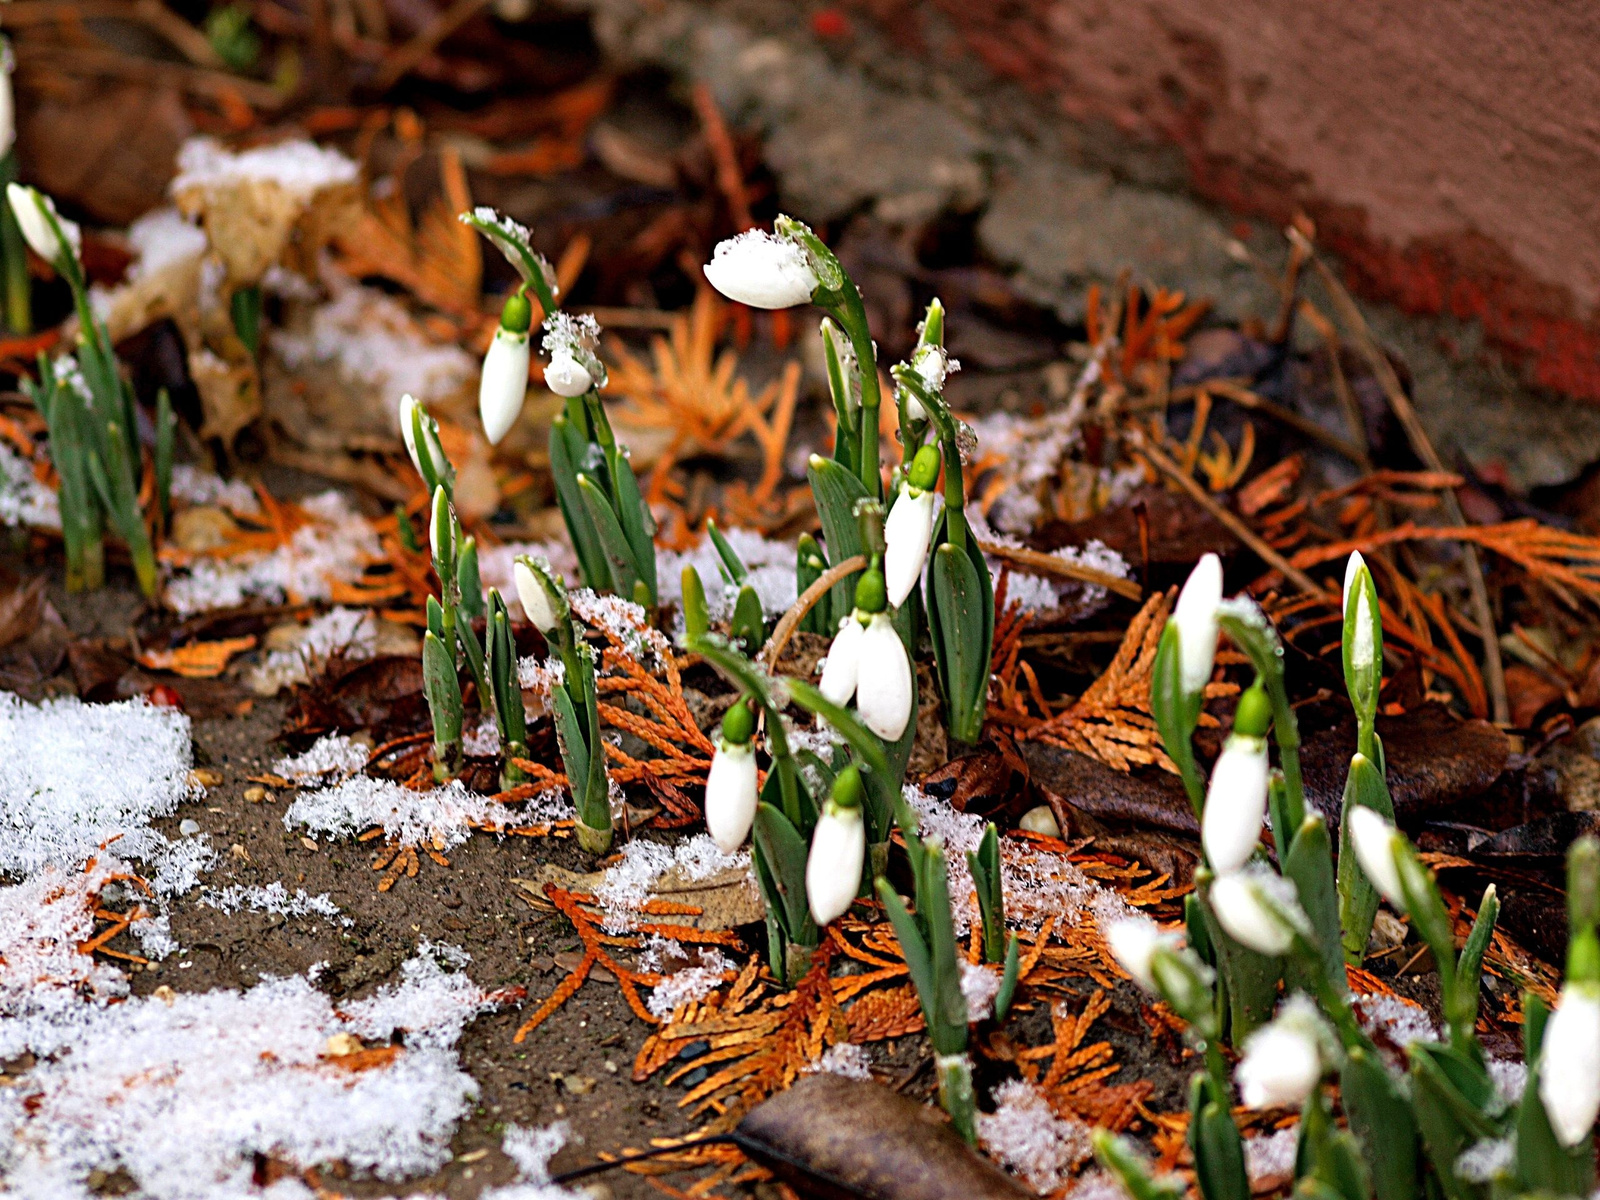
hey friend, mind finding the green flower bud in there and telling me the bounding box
[500,290,533,334]
[721,697,756,745]
[853,567,887,615]
[1233,682,1272,739]
[831,763,865,811]
[907,443,942,492]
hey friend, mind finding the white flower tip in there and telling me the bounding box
[1173,552,1223,695]
[1343,550,1367,611]
[705,740,758,853]
[702,230,818,309]
[1201,738,1269,875]
[479,330,530,445]
[1349,806,1404,907]
[543,350,593,398]
[1106,918,1164,992]
[854,613,913,741]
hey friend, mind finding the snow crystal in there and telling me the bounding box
[0,692,200,883]
[518,654,566,701]
[638,937,735,1018]
[570,588,669,665]
[285,776,498,851]
[169,463,262,515]
[201,882,349,926]
[1488,1057,1527,1104]
[977,1079,1093,1194]
[165,492,381,616]
[1354,992,1438,1048]
[1244,1127,1298,1186]
[501,1121,569,1183]
[464,716,502,757]
[273,732,370,782]
[249,606,379,693]
[657,527,799,628]
[959,959,1002,1022]
[806,1043,872,1080]
[132,912,179,961]
[967,408,1145,537]
[173,135,359,195]
[1065,1171,1131,1200]
[594,834,749,931]
[967,508,1130,617]
[272,280,475,407]
[0,947,493,1199]
[126,207,208,279]
[1456,1137,1514,1184]
[0,440,60,530]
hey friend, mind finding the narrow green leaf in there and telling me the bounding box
[875,878,938,1032]
[1282,813,1345,997]
[576,473,640,599]
[549,415,612,591]
[929,542,988,744]
[1341,1046,1420,1200]
[422,630,463,748]
[705,518,748,585]
[1338,752,1396,964]
[995,934,1020,1021]
[605,442,657,603]
[806,455,870,617]
[456,537,484,621]
[1151,622,1204,816]
[753,803,813,939]
[154,388,174,527]
[550,680,589,796]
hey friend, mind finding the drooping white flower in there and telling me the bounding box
[398,394,447,483]
[543,349,593,398]
[1173,552,1223,695]
[855,611,914,741]
[1539,985,1600,1147]
[479,327,530,444]
[513,558,560,634]
[1210,869,1304,956]
[1348,804,1405,908]
[1202,734,1269,874]
[7,183,81,269]
[1106,917,1178,994]
[807,799,865,926]
[1237,996,1327,1109]
[883,483,937,608]
[818,615,864,708]
[428,487,453,565]
[702,230,818,309]
[1344,550,1378,671]
[704,738,758,854]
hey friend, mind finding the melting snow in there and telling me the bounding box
[594,834,748,932]
[0,440,60,530]
[637,937,735,1018]
[285,776,500,851]
[169,463,262,515]
[173,136,359,195]
[273,732,370,782]
[657,528,799,626]
[1244,1127,1298,1186]
[806,1043,872,1080]
[977,1079,1093,1194]
[201,882,349,926]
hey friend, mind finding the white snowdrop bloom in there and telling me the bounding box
[806,799,864,926]
[1237,997,1327,1109]
[1539,985,1600,1147]
[818,615,864,707]
[478,327,530,445]
[513,559,559,634]
[702,230,818,309]
[8,183,80,269]
[1210,870,1302,957]
[855,612,914,741]
[543,348,593,399]
[1106,917,1177,994]
[1343,550,1378,671]
[704,738,758,854]
[1202,735,1269,873]
[428,488,452,564]
[883,484,937,608]
[1173,552,1223,695]
[398,394,446,482]
[1348,804,1405,908]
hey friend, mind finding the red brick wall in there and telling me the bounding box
[848,0,1600,402]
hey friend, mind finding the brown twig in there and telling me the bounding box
[692,83,754,232]
[371,0,489,92]
[976,539,1143,600]
[1200,379,1367,464]
[1292,228,1510,724]
[759,554,867,669]
[1130,430,1324,597]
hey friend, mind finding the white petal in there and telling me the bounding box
[1173,552,1222,695]
[855,613,914,741]
[543,349,593,399]
[1348,806,1404,907]
[1342,551,1366,612]
[7,184,78,266]
[1541,989,1600,1147]
[398,394,421,472]
[514,561,557,633]
[705,739,758,853]
[479,329,530,444]
[1202,736,1269,874]
[0,64,14,161]
[1106,918,1168,993]
[1210,872,1294,956]
[817,617,863,707]
[702,230,818,309]
[884,487,936,608]
[806,805,865,925]
[1237,1022,1321,1108]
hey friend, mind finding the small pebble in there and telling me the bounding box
[178,819,200,837]
[1019,805,1061,838]
[243,786,267,803]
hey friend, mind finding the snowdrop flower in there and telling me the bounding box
[1201,684,1271,873]
[1348,801,1405,908]
[544,349,593,398]
[1209,869,1306,956]
[1237,996,1329,1109]
[883,445,941,607]
[703,229,818,309]
[1172,552,1223,695]
[428,486,453,565]
[7,183,80,270]
[398,394,447,484]
[479,292,531,445]
[1540,984,1600,1147]
[816,568,914,741]
[1106,917,1179,994]
[1343,551,1378,671]
[807,764,866,925]
[705,701,759,853]
[513,555,563,635]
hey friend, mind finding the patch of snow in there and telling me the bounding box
[977,1079,1093,1194]
[594,834,749,932]
[637,937,734,1018]
[517,655,566,701]
[174,136,358,195]
[0,946,494,1199]
[464,716,501,757]
[1455,1137,1514,1184]
[960,959,1003,1022]
[0,440,60,530]
[126,207,208,279]
[806,1043,872,1080]
[967,509,1130,617]
[169,463,262,515]
[1488,1057,1527,1104]
[201,882,349,926]
[273,732,370,782]
[569,588,668,666]
[657,528,799,628]
[284,776,499,851]
[1354,992,1438,1048]
[1244,1127,1298,1187]
[500,1121,569,1184]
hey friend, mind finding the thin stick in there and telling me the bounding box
[1202,379,1367,464]
[976,539,1142,600]
[760,554,867,669]
[1293,229,1510,725]
[1131,430,1325,597]
[371,0,489,91]
[692,83,754,232]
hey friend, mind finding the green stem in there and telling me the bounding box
[833,289,882,499]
